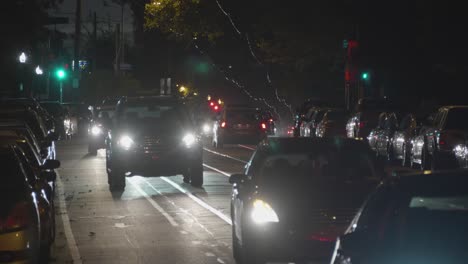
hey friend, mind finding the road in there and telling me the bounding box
[50,137,414,264]
[50,137,254,264]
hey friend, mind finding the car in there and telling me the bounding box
[315,109,348,138]
[40,101,69,139]
[293,98,328,137]
[346,97,396,141]
[411,106,468,170]
[106,96,203,190]
[61,102,93,136]
[0,144,58,261]
[331,170,468,264]
[229,137,384,263]
[391,112,427,167]
[0,146,43,263]
[368,111,404,161]
[0,97,55,132]
[88,104,115,155]
[213,106,268,148]
[300,107,327,137]
[0,109,58,159]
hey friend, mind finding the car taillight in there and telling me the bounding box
[0,202,31,231]
[439,132,464,150]
[221,121,226,128]
[269,119,273,122]
[261,123,267,130]
[359,121,366,128]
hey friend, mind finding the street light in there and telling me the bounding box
[35,66,43,75]
[19,52,27,63]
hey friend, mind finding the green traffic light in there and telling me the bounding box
[362,72,369,80]
[56,69,66,79]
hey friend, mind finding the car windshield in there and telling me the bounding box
[120,103,190,128]
[226,109,259,122]
[444,108,468,130]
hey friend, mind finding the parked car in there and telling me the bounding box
[331,170,468,264]
[391,112,426,167]
[300,107,327,137]
[0,97,54,131]
[213,106,267,148]
[369,111,404,161]
[40,101,69,139]
[315,109,348,138]
[293,98,328,137]
[229,137,384,263]
[346,97,396,141]
[411,106,468,170]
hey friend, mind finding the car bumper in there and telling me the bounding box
[0,230,35,264]
[113,147,202,176]
[244,223,336,262]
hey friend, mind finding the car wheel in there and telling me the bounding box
[189,163,204,187]
[88,144,98,155]
[239,226,265,264]
[109,165,126,190]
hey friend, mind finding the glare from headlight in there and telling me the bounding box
[182,133,196,147]
[203,124,211,133]
[91,125,102,135]
[251,199,279,224]
[118,135,134,150]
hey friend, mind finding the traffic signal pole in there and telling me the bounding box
[60,81,63,103]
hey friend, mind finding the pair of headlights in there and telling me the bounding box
[117,133,197,150]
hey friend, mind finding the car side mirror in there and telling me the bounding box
[41,171,57,182]
[42,159,61,170]
[47,132,59,141]
[229,174,248,184]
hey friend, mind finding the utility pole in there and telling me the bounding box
[74,0,81,71]
[115,23,121,75]
[93,12,97,71]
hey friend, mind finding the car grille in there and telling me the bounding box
[140,136,171,153]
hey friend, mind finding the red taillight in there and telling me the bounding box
[214,105,219,111]
[0,202,31,231]
[269,119,273,122]
[261,123,267,130]
[359,121,366,128]
[210,102,215,107]
[221,121,226,128]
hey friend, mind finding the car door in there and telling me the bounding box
[426,109,446,154]
[393,114,411,160]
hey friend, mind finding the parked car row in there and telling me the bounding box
[0,97,61,263]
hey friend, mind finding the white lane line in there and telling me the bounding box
[56,172,82,264]
[203,163,232,177]
[237,144,256,151]
[128,178,179,227]
[160,177,233,225]
[203,148,247,164]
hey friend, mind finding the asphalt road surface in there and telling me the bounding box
[50,137,414,264]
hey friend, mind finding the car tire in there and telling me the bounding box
[88,144,98,155]
[189,163,204,187]
[239,225,265,264]
[109,164,126,190]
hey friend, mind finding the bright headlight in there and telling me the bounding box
[203,124,211,133]
[91,125,102,135]
[182,133,196,147]
[251,199,279,224]
[118,135,134,150]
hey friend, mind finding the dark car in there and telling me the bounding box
[293,98,328,137]
[411,106,468,170]
[300,107,327,137]
[40,101,68,139]
[88,104,115,155]
[61,102,93,135]
[0,109,58,159]
[331,170,468,264]
[106,96,203,190]
[368,111,403,161]
[0,146,43,263]
[315,109,348,138]
[391,112,426,167]
[229,137,384,263]
[212,106,267,148]
[346,97,396,141]
[0,97,55,131]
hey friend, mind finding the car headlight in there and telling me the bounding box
[91,125,102,136]
[251,199,279,224]
[118,135,134,150]
[182,133,196,147]
[203,124,211,133]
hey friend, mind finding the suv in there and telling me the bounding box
[105,96,203,190]
[212,106,267,148]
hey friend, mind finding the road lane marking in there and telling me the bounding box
[203,148,248,164]
[237,144,256,151]
[160,177,233,225]
[56,172,82,264]
[128,178,179,227]
[203,163,232,177]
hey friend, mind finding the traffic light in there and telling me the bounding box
[55,68,67,80]
[361,72,369,80]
